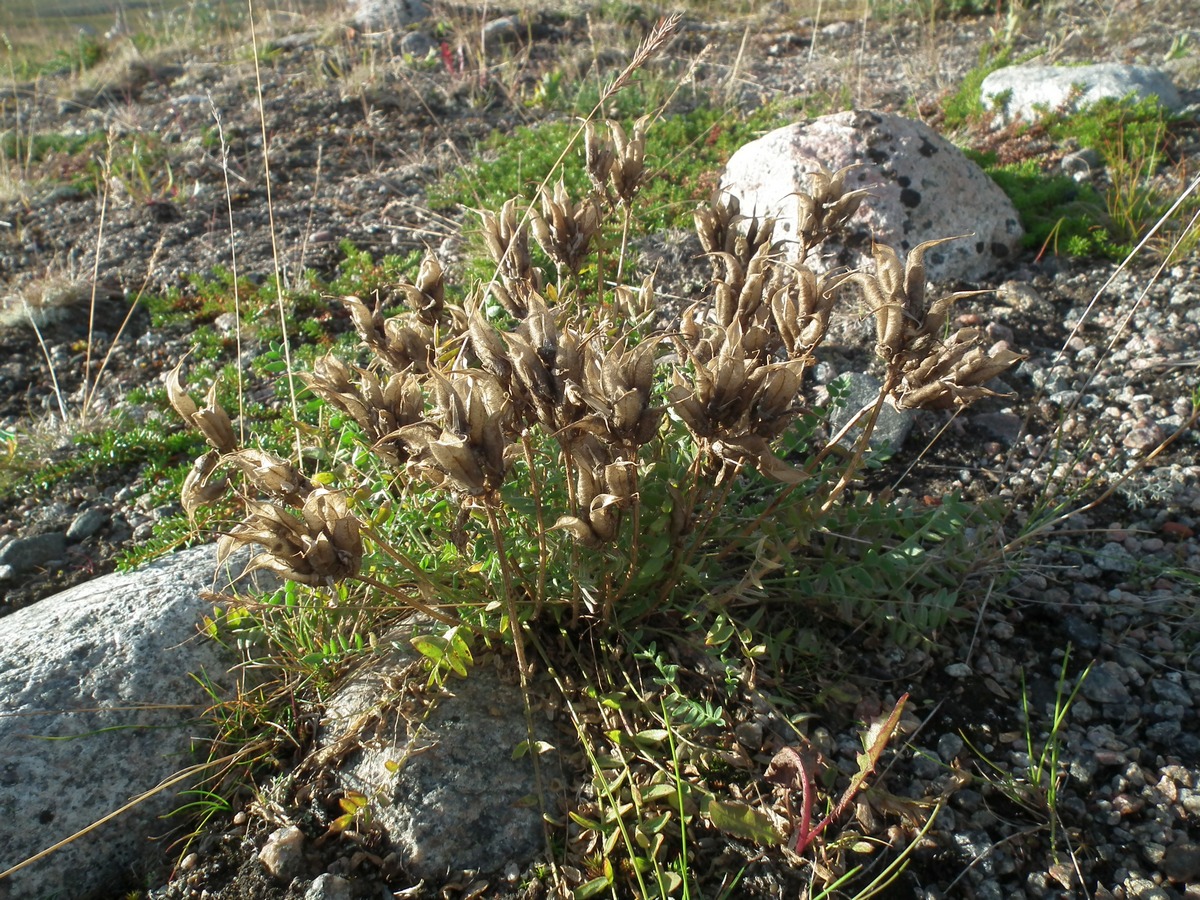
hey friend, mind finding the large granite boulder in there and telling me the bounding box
[720,111,1023,282]
[0,546,256,899]
[981,63,1182,124]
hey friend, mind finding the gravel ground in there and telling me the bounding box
[1,1,1199,898]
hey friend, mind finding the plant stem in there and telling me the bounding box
[521,435,549,614]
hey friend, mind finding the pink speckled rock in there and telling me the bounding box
[720,110,1023,282]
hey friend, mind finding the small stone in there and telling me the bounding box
[971,412,1023,445]
[820,20,854,37]
[1150,678,1192,707]
[1146,720,1182,744]
[1125,425,1167,451]
[1065,619,1099,652]
[1124,873,1171,900]
[259,825,305,881]
[1114,794,1146,817]
[937,733,964,762]
[1082,663,1131,705]
[981,63,1183,124]
[179,852,199,871]
[827,372,914,452]
[734,720,763,751]
[944,663,973,678]
[67,507,109,542]
[0,532,67,573]
[399,30,435,58]
[347,0,428,30]
[305,873,353,900]
[1095,542,1135,574]
[481,15,520,50]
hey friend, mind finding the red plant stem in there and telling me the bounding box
[795,757,814,853]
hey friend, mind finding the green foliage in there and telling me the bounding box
[33,32,105,77]
[428,103,789,283]
[940,48,1014,129]
[968,152,1120,257]
[0,129,101,164]
[2,423,203,501]
[1041,94,1169,162]
[964,646,1092,857]
[966,97,1186,260]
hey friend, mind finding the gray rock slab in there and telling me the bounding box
[981,64,1182,124]
[720,110,1023,282]
[319,630,561,880]
[0,545,258,900]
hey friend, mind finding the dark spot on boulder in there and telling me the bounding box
[899,187,921,208]
[38,809,54,825]
[897,175,911,187]
[976,240,986,254]
[990,241,1010,258]
[918,137,938,157]
[867,148,887,164]
[929,251,945,267]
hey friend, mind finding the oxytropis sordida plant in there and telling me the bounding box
[169,89,1025,888]
[170,113,1025,647]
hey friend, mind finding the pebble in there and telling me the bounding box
[304,874,353,900]
[258,826,305,881]
[1061,614,1102,651]
[1161,843,1200,882]
[1082,663,1132,705]
[937,733,964,762]
[66,507,109,541]
[1123,874,1170,900]
[1095,542,1136,573]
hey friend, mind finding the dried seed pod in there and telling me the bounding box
[695,191,742,264]
[614,274,656,320]
[224,448,312,506]
[609,116,649,205]
[467,307,512,383]
[768,265,836,359]
[530,180,601,276]
[221,490,362,586]
[585,120,615,197]
[421,371,512,496]
[396,251,447,326]
[479,199,539,317]
[793,163,871,256]
[166,364,237,453]
[181,450,229,520]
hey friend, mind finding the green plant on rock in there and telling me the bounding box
[171,23,1025,893]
